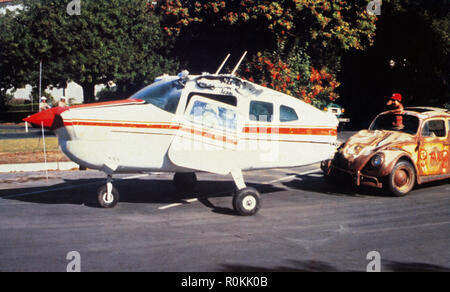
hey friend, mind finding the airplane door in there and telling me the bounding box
[168,95,241,175]
[418,119,449,177]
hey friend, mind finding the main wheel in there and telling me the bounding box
[232,187,261,216]
[173,172,197,193]
[97,185,120,208]
[387,160,416,197]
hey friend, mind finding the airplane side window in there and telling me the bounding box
[422,120,446,138]
[190,100,237,130]
[249,101,273,122]
[280,105,298,122]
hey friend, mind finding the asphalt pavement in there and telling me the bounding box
[0,164,449,272]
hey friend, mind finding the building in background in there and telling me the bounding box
[0,0,22,13]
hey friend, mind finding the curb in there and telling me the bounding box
[0,162,79,173]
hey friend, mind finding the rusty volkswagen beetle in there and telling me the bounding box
[321,107,450,196]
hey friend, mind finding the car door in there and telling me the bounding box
[418,118,449,178]
[168,94,242,175]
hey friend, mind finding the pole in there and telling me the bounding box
[39,60,42,111]
[41,121,49,180]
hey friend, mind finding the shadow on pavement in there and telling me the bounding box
[383,260,450,272]
[281,172,389,198]
[0,178,284,215]
[219,260,343,272]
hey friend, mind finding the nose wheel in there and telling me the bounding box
[97,175,119,208]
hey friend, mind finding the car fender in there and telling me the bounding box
[375,149,420,183]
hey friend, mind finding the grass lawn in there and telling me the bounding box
[0,138,70,164]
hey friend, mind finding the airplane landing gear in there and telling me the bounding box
[97,175,119,208]
[231,169,261,216]
[233,187,261,216]
[173,172,197,193]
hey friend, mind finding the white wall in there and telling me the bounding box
[7,82,107,104]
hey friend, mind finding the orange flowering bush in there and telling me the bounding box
[241,51,340,108]
[153,0,376,106]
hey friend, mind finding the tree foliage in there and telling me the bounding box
[155,0,377,107]
[1,0,178,104]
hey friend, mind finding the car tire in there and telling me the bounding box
[387,160,416,197]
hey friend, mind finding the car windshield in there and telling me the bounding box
[130,79,182,114]
[370,113,419,135]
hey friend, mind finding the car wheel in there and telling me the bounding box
[388,160,416,197]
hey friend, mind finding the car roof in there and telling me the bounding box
[379,107,450,119]
[403,107,450,118]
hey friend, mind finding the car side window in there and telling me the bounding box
[422,119,446,138]
[249,101,273,122]
[280,105,299,122]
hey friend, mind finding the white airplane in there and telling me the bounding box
[24,59,339,216]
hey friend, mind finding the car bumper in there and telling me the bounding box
[321,160,383,189]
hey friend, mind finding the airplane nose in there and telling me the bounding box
[23,107,68,130]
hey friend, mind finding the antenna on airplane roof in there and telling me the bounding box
[231,51,247,76]
[215,53,231,75]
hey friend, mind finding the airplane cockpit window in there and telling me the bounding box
[249,101,273,122]
[130,79,182,114]
[280,105,298,122]
[190,100,237,130]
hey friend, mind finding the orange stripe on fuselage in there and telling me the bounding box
[63,120,336,145]
[243,126,337,136]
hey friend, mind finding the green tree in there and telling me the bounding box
[4,0,178,104]
[155,0,377,107]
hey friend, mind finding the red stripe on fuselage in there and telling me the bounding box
[243,126,337,136]
[63,120,336,145]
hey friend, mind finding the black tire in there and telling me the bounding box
[97,185,119,208]
[173,172,197,193]
[232,187,261,216]
[388,160,416,197]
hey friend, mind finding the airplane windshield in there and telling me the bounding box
[369,113,419,135]
[130,79,182,114]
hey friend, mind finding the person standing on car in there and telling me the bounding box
[386,93,404,128]
[386,93,404,111]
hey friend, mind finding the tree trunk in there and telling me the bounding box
[82,83,96,104]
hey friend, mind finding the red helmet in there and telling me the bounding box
[390,93,402,102]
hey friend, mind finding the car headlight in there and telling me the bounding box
[371,154,384,168]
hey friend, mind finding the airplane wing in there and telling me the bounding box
[168,95,241,175]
